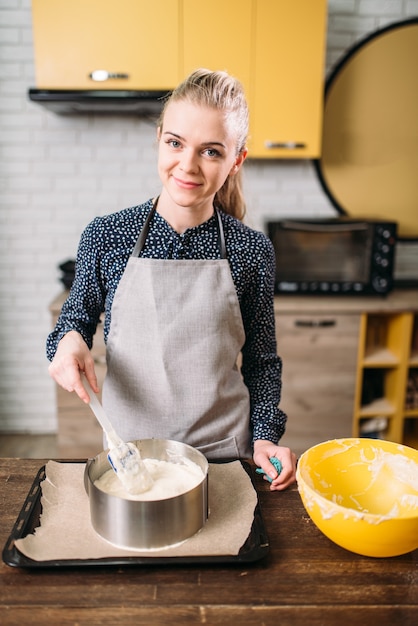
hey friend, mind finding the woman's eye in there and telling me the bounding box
[204,148,221,158]
[167,139,181,149]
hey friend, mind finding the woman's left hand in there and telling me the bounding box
[253,439,297,491]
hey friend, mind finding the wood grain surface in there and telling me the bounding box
[1,458,417,625]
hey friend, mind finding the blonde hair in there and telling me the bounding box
[158,69,249,220]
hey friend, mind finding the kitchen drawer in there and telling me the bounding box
[276,312,361,455]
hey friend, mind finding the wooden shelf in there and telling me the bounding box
[354,311,418,447]
[362,347,399,367]
[357,398,395,417]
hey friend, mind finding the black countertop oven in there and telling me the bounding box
[267,218,397,295]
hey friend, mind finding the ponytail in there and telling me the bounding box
[215,170,246,221]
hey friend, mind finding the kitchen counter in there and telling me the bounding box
[274,289,418,314]
[1,458,417,625]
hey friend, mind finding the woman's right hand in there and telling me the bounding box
[48,331,98,403]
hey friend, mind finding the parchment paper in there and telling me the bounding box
[15,460,258,561]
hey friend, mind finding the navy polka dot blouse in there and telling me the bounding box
[46,199,287,445]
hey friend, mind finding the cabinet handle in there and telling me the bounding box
[294,319,336,328]
[89,70,130,82]
[265,141,306,150]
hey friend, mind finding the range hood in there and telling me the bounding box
[28,88,170,115]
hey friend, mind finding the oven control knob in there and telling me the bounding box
[372,275,389,293]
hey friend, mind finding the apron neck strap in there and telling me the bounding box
[132,200,156,257]
[214,207,227,259]
[132,199,227,259]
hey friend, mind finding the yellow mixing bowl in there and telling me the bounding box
[296,438,418,557]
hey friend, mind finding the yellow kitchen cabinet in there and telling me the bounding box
[182,0,327,158]
[353,312,418,448]
[182,0,253,96]
[249,0,327,157]
[31,0,180,90]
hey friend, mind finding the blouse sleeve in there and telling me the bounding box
[240,235,287,445]
[46,218,106,361]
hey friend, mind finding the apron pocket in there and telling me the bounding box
[197,437,240,461]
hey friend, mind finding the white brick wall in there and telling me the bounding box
[0,0,415,433]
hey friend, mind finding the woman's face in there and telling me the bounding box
[157,99,246,215]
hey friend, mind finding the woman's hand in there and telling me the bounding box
[253,439,297,491]
[48,331,99,403]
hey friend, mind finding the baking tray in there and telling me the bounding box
[2,460,269,568]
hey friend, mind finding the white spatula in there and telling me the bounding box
[82,375,153,494]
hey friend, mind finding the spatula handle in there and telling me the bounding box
[82,374,122,448]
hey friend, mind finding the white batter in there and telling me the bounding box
[95,456,205,501]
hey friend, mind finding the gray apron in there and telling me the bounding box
[102,203,251,460]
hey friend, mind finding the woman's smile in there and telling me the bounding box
[172,176,202,189]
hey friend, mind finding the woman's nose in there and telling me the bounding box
[179,149,199,173]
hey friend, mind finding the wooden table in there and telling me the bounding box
[1,458,417,625]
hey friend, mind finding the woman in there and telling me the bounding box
[47,69,297,490]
